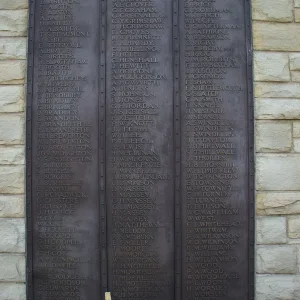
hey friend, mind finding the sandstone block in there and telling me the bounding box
[253,22,300,51]
[256,275,300,299]
[288,216,300,238]
[290,53,300,70]
[0,0,27,9]
[0,283,25,300]
[257,192,300,215]
[295,8,300,22]
[0,195,24,218]
[256,155,300,190]
[293,121,300,137]
[0,146,24,164]
[257,217,287,244]
[291,71,300,81]
[257,245,297,274]
[255,121,292,152]
[0,219,25,253]
[293,139,300,152]
[252,0,293,22]
[0,86,24,113]
[0,10,28,37]
[0,61,25,84]
[254,52,290,81]
[255,99,300,119]
[0,166,24,194]
[0,115,24,144]
[0,254,25,282]
[255,83,300,98]
[0,38,26,60]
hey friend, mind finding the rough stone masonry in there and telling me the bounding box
[1,0,300,299]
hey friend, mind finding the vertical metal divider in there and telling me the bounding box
[245,0,255,299]
[173,0,181,298]
[26,0,35,298]
[99,0,108,297]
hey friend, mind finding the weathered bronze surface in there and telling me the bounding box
[26,0,254,299]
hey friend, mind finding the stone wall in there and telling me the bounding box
[253,0,300,298]
[1,0,300,299]
[0,0,27,299]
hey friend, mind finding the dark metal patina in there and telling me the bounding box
[26,0,254,299]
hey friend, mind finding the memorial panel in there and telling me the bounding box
[106,0,175,299]
[27,0,102,299]
[180,0,254,299]
[27,0,254,299]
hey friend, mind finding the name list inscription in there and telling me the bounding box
[106,0,174,299]
[32,0,100,299]
[28,0,253,299]
[181,0,249,299]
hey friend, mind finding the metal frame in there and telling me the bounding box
[245,0,255,298]
[26,0,35,298]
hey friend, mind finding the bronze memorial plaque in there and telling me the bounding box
[26,0,254,299]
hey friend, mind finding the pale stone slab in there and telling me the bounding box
[293,121,300,137]
[0,254,25,281]
[291,71,300,82]
[0,146,24,164]
[0,86,24,113]
[0,283,25,300]
[255,121,292,152]
[295,8,300,22]
[293,139,300,152]
[0,115,24,144]
[254,52,290,81]
[257,217,287,244]
[0,0,28,9]
[252,0,293,22]
[255,83,300,98]
[255,99,300,120]
[290,53,300,71]
[256,155,300,190]
[296,0,300,7]
[256,275,300,300]
[0,10,28,37]
[0,219,25,253]
[0,38,26,60]
[0,195,24,218]
[0,166,24,194]
[257,192,300,215]
[0,61,25,84]
[288,216,300,238]
[257,246,297,274]
[253,22,300,51]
